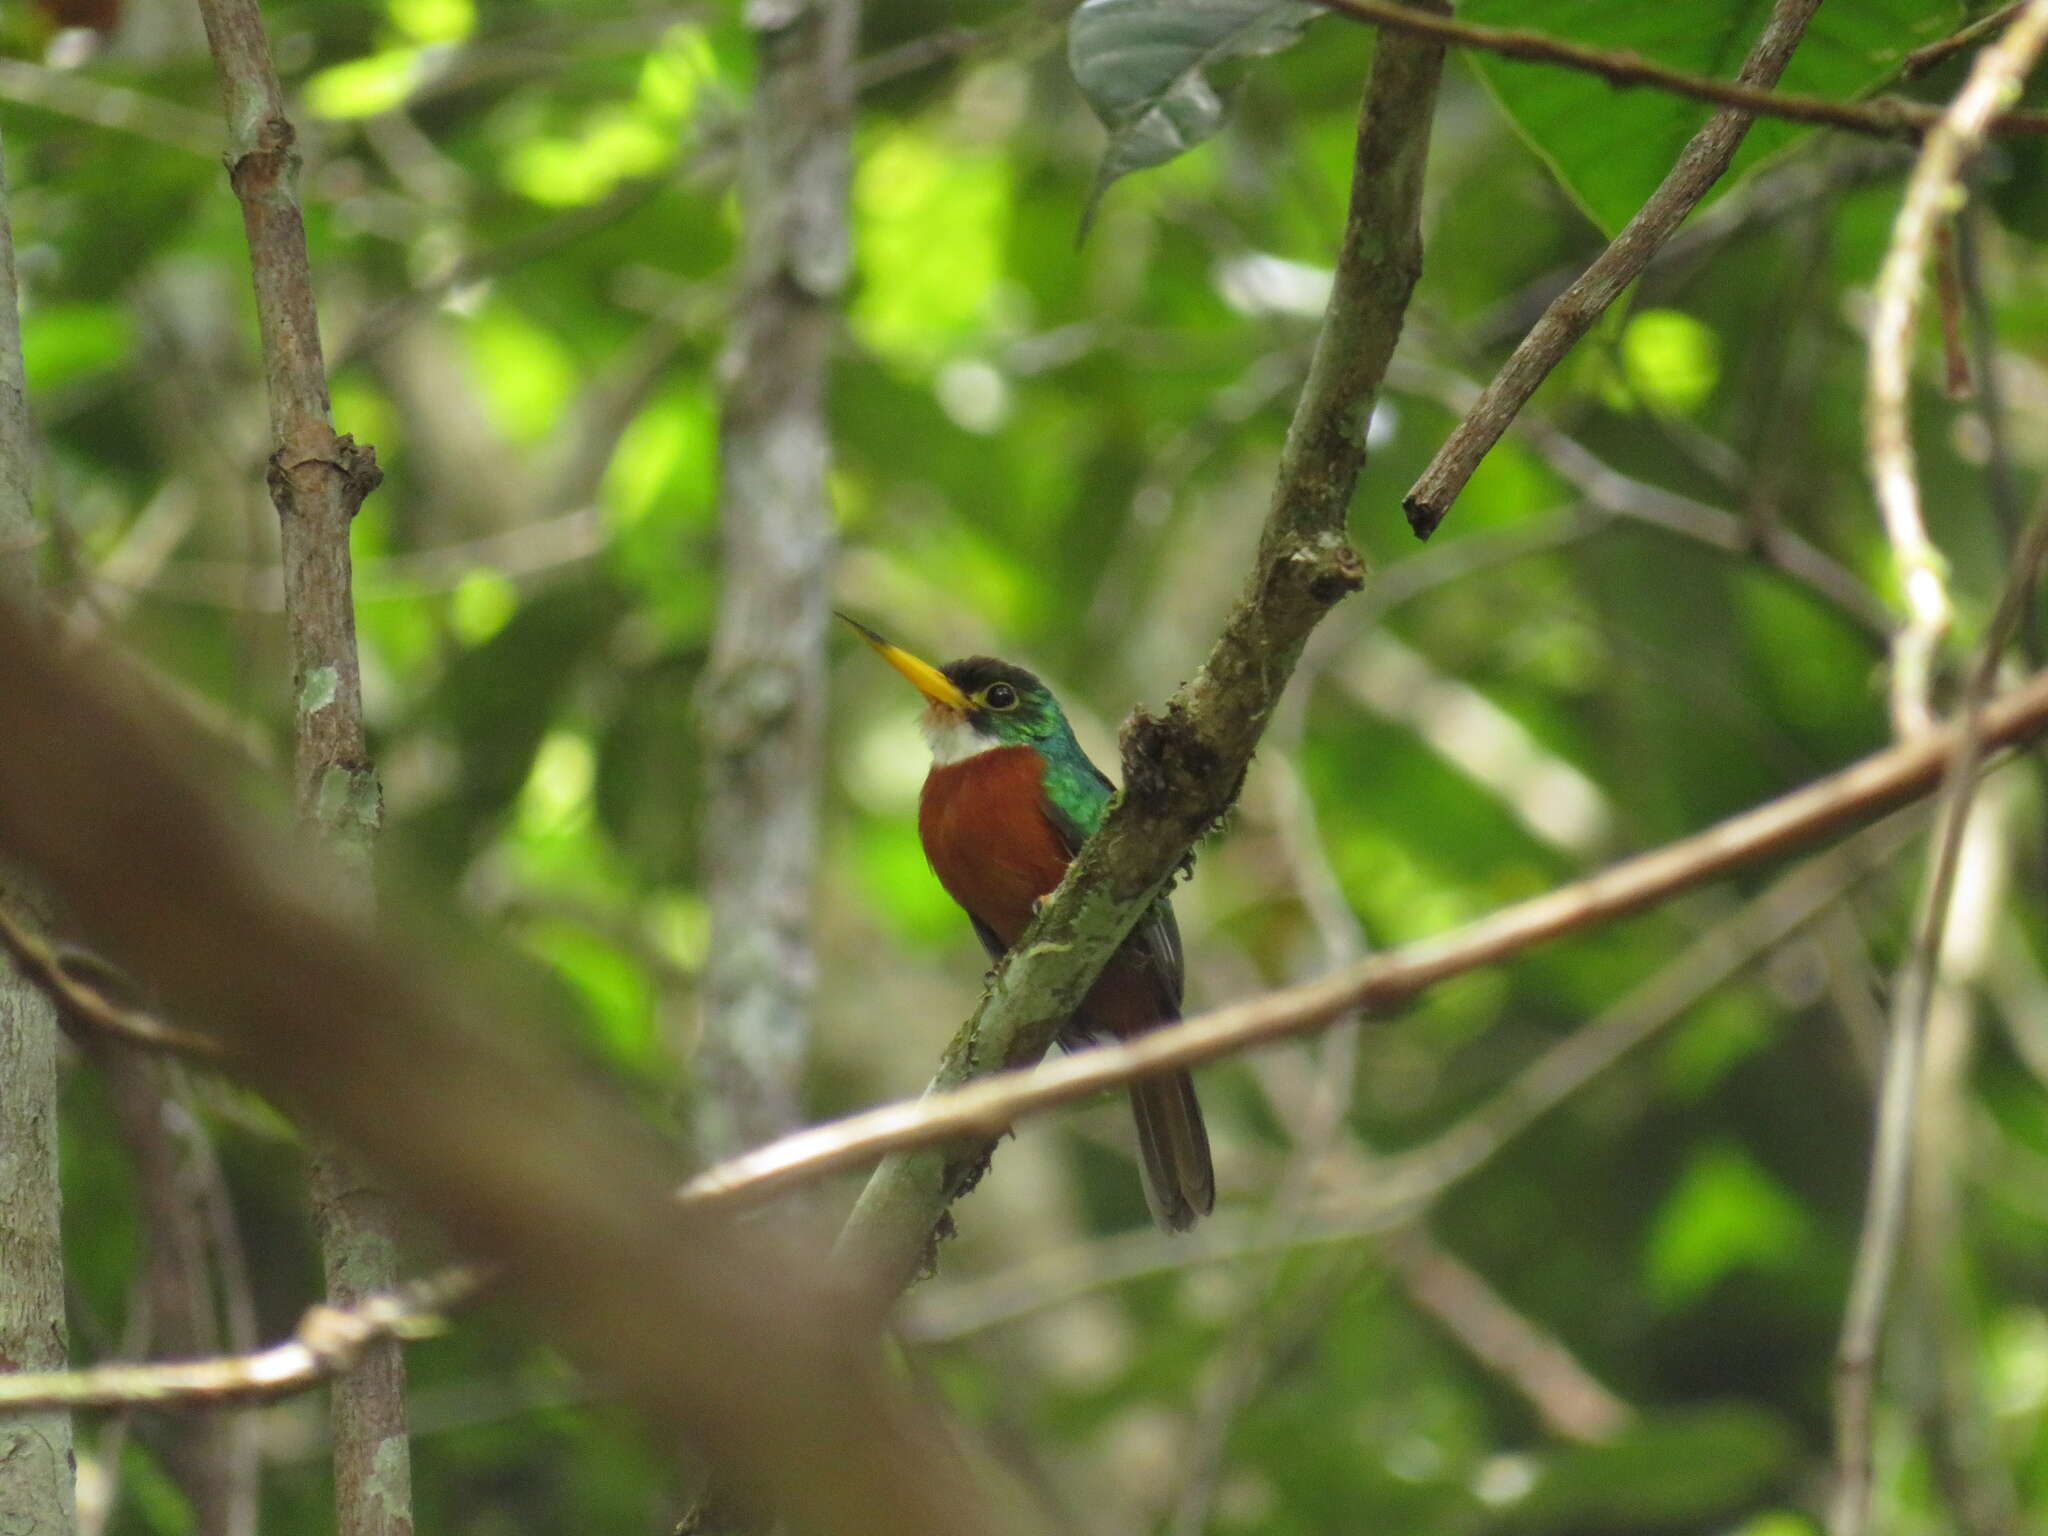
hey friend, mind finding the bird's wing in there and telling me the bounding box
[1043,758,1185,1017]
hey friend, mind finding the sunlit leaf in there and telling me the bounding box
[1645,1142,1813,1305]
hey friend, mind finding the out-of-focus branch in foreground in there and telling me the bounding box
[0,604,1013,1536]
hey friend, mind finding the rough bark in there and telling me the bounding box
[192,2,411,1531]
[837,11,1450,1295]
[0,121,79,1536]
[695,0,857,1157]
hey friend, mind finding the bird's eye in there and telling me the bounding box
[984,683,1018,710]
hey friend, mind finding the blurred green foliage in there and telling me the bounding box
[8,0,2048,1531]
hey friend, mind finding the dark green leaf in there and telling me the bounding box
[1460,0,1957,235]
[1067,0,1320,229]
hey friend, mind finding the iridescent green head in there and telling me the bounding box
[839,613,1077,765]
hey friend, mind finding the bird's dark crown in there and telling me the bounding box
[940,656,1045,697]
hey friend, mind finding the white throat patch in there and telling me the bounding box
[922,707,996,766]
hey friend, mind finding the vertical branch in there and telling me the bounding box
[1401,0,1821,537]
[1833,15,2048,1529]
[1864,0,2048,737]
[694,0,857,1156]
[1831,499,2048,1536]
[1908,777,2020,1535]
[0,123,80,1536]
[95,1046,258,1536]
[192,3,409,1534]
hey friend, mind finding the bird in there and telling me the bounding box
[842,613,1214,1231]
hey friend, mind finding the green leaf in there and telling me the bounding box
[1460,0,1958,235]
[1503,1406,1796,1532]
[1067,0,1320,230]
[1644,1141,1813,1306]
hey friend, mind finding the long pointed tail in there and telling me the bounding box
[1129,1071,1214,1232]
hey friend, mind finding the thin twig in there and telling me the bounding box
[1382,1227,1633,1443]
[0,906,225,1060]
[1829,496,2048,1536]
[0,1271,479,1413]
[1317,0,2048,142]
[1865,0,2048,737]
[686,676,2048,1209]
[1402,0,1822,539]
[0,59,221,156]
[1391,355,1894,638]
[1902,3,2030,80]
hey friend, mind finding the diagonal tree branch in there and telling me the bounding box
[1402,0,1821,539]
[0,604,1011,1536]
[692,668,2048,1215]
[833,7,1451,1297]
[193,0,410,1530]
[1313,0,2048,141]
[0,723,2002,1423]
[0,1272,478,1414]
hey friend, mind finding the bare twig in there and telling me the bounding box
[831,0,1450,1299]
[0,1271,478,1413]
[695,0,857,1157]
[687,673,2048,1208]
[1865,0,2048,737]
[1317,0,2048,142]
[1902,3,2030,80]
[1402,0,1822,539]
[1830,496,2048,1536]
[0,906,225,1059]
[1383,1227,1633,1443]
[0,59,221,156]
[193,0,409,1528]
[0,120,78,1536]
[1364,815,1919,1213]
[1392,355,1893,637]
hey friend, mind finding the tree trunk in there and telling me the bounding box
[695,0,858,1158]
[0,121,79,1536]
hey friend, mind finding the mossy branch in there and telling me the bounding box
[835,11,1452,1294]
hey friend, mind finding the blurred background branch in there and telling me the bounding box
[194,0,411,1528]
[692,0,856,1160]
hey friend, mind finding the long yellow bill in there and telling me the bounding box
[836,612,970,711]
